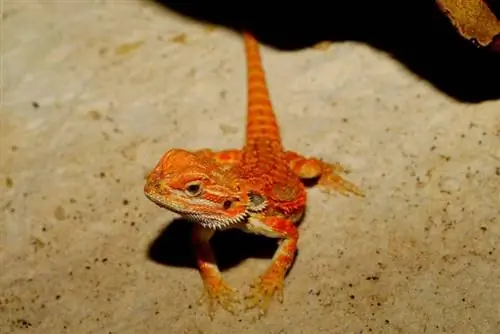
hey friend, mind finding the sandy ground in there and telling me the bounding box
[1,1,500,333]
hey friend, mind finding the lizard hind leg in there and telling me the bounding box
[284,151,364,197]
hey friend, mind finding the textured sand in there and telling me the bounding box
[1,1,500,333]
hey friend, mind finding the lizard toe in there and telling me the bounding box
[244,273,285,317]
[200,279,240,319]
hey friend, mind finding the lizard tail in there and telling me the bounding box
[243,31,281,145]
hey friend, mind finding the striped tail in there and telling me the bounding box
[243,31,281,146]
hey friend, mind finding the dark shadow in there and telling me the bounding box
[148,218,301,271]
[148,219,196,268]
[151,0,500,103]
[302,176,321,188]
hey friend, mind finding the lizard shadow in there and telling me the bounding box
[150,0,500,103]
[147,217,302,272]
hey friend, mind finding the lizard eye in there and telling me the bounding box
[185,182,202,196]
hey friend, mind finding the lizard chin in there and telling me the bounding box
[184,212,248,230]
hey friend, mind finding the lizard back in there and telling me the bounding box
[238,32,306,212]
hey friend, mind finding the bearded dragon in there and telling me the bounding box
[144,31,363,318]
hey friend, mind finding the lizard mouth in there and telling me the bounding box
[145,193,250,230]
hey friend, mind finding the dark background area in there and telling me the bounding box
[150,0,499,103]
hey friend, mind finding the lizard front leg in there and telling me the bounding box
[244,215,299,316]
[284,151,364,197]
[192,224,239,317]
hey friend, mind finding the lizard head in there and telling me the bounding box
[144,149,261,229]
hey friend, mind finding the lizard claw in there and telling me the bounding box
[199,279,240,318]
[244,272,284,317]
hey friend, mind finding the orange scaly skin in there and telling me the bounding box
[144,31,363,318]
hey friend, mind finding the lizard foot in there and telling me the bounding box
[198,278,240,318]
[318,164,364,197]
[244,272,284,317]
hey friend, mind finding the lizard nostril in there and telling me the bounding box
[223,200,232,210]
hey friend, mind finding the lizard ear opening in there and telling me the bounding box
[247,191,267,212]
